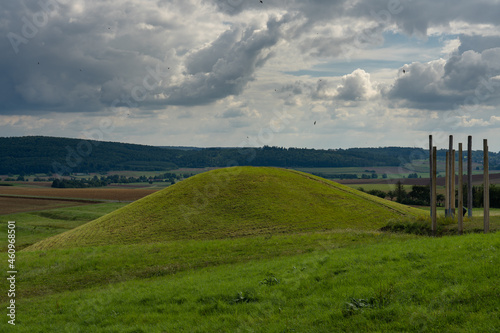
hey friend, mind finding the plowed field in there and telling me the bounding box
[0,187,156,201]
[0,197,87,214]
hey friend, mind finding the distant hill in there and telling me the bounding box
[25,167,423,250]
[0,136,497,175]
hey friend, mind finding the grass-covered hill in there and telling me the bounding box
[26,167,423,250]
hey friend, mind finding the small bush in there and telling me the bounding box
[260,274,280,286]
[343,284,394,317]
[343,298,376,317]
[380,215,457,236]
[231,289,258,304]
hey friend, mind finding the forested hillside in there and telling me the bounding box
[0,136,498,174]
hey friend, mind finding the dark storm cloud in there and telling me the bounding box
[213,0,500,57]
[0,0,287,114]
[1,0,180,114]
[159,17,285,106]
[346,0,500,37]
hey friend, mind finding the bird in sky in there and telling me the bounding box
[403,69,406,73]
[314,121,316,125]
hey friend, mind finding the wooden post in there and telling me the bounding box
[432,147,437,236]
[429,135,433,217]
[467,135,473,217]
[448,135,453,218]
[445,151,450,217]
[484,139,489,233]
[452,149,456,218]
[458,143,463,235]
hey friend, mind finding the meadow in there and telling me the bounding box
[0,167,499,332]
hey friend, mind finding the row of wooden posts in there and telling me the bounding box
[428,135,489,235]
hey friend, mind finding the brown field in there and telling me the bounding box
[0,197,88,215]
[0,187,157,201]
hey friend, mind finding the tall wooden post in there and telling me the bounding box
[448,135,453,218]
[452,149,456,217]
[432,147,437,236]
[483,139,489,233]
[458,143,463,235]
[445,151,450,217]
[429,135,433,217]
[467,135,473,217]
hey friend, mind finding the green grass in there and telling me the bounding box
[1,167,498,331]
[0,203,127,251]
[3,232,498,332]
[5,230,416,301]
[26,167,424,250]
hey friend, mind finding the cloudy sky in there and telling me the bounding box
[2,0,500,151]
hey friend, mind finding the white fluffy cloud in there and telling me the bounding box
[336,69,378,101]
[387,48,500,110]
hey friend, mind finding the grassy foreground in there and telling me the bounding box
[2,232,498,332]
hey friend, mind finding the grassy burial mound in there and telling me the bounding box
[26,167,423,250]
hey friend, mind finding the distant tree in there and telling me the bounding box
[409,185,430,205]
[367,189,386,199]
[51,179,61,188]
[395,181,407,203]
[387,190,395,201]
[436,194,445,207]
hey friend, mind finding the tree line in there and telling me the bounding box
[360,182,500,208]
[0,136,453,174]
[51,172,194,188]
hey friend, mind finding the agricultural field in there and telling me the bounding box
[0,187,156,203]
[0,167,499,331]
[0,197,88,215]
